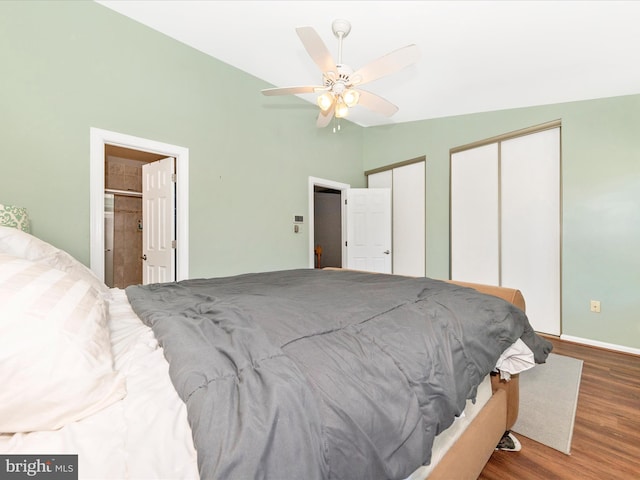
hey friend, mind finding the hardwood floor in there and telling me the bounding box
[479,337,640,480]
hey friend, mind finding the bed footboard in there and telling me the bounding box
[427,388,507,480]
[444,279,526,312]
[492,373,519,431]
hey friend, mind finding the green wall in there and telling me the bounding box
[363,95,640,350]
[2,1,638,350]
[0,1,364,278]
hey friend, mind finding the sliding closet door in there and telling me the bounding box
[368,170,392,189]
[450,124,561,335]
[368,161,426,277]
[450,143,500,285]
[501,128,561,335]
[393,162,425,277]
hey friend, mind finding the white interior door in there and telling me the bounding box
[142,157,175,284]
[346,188,392,273]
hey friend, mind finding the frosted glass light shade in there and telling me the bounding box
[317,93,334,112]
[335,100,349,118]
[342,89,360,107]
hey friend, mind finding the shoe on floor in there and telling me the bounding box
[495,431,522,451]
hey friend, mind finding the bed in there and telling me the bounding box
[0,225,552,479]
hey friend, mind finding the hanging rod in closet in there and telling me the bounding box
[105,188,142,198]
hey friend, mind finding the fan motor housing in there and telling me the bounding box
[323,64,355,93]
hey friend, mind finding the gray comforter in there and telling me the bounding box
[126,269,551,480]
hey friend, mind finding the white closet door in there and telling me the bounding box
[451,143,500,285]
[501,128,561,335]
[369,163,425,277]
[368,170,392,189]
[393,162,425,277]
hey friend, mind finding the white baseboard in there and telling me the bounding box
[560,334,640,356]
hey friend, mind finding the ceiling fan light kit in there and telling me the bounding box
[342,89,360,107]
[261,19,420,128]
[317,92,334,111]
[334,99,349,119]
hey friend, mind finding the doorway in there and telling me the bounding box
[308,176,393,273]
[313,186,342,269]
[307,177,349,269]
[104,145,167,288]
[89,127,190,283]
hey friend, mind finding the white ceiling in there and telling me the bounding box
[97,1,640,127]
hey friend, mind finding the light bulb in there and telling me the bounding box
[317,93,334,112]
[335,100,349,119]
[342,89,360,107]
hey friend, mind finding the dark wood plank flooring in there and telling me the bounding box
[479,337,640,479]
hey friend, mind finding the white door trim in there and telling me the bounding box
[90,127,189,282]
[308,177,350,269]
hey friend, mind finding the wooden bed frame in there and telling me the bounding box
[323,270,524,479]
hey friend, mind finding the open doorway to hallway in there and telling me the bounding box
[307,177,349,270]
[313,186,342,269]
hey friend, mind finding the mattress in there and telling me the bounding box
[0,287,491,479]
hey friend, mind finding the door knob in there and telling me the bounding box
[383,250,390,255]
[141,254,147,261]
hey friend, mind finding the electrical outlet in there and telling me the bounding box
[590,300,601,313]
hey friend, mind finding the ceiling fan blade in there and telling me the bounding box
[261,85,322,96]
[357,90,399,117]
[296,26,337,74]
[316,104,335,128]
[352,44,420,86]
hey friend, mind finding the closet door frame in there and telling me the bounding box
[449,119,562,334]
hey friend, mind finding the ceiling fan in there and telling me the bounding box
[261,19,420,128]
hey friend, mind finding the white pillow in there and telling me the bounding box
[0,254,126,433]
[0,225,110,297]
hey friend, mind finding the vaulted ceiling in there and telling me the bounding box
[98,1,640,127]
